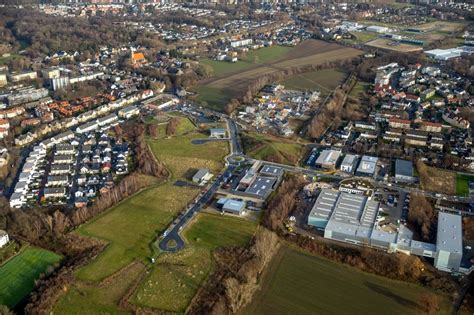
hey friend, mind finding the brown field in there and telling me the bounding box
[417,161,456,195]
[411,21,466,33]
[195,40,362,108]
[366,38,423,52]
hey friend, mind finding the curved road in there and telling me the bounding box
[158,165,235,252]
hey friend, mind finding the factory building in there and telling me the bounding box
[435,212,463,272]
[307,189,466,273]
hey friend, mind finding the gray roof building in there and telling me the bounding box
[222,199,245,215]
[259,165,284,178]
[435,212,463,272]
[340,154,359,174]
[315,149,341,170]
[245,176,276,199]
[355,155,378,177]
[395,159,414,182]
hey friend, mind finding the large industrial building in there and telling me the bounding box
[308,189,466,273]
[435,212,463,272]
[315,149,341,170]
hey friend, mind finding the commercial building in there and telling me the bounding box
[259,165,284,178]
[355,155,378,177]
[307,189,339,229]
[340,154,359,174]
[192,168,213,184]
[435,212,463,272]
[308,189,466,273]
[394,159,415,183]
[209,128,226,138]
[315,149,341,170]
[245,176,276,199]
[222,199,245,215]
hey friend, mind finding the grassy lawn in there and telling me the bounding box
[243,132,305,166]
[349,80,369,100]
[244,246,450,315]
[130,213,257,312]
[280,69,346,95]
[55,116,230,311]
[456,174,474,196]
[0,247,62,309]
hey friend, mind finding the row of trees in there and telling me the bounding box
[307,73,357,139]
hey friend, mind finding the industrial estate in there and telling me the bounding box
[0,1,473,315]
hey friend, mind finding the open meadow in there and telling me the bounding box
[242,131,306,166]
[130,212,257,312]
[244,246,450,315]
[53,115,230,313]
[279,69,346,95]
[0,247,62,309]
[193,40,362,110]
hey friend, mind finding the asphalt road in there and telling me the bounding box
[158,165,235,252]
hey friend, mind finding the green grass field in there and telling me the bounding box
[280,69,346,95]
[0,247,62,309]
[200,45,292,77]
[55,116,230,312]
[243,132,305,166]
[244,246,450,315]
[130,213,257,312]
[456,174,474,196]
[53,262,145,315]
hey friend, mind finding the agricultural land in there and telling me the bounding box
[192,40,362,110]
[244,246,450,315]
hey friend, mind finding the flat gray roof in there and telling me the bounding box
[245,176,276,198]
[309,189,339,222]
[260,165,283,178]
[437,212,462,254]
[341,154,358,168]
[223,199,245,212]
[356,155,378,175]
[371,229,397,244]
[395,159,413,177]
[315,149,341,167]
